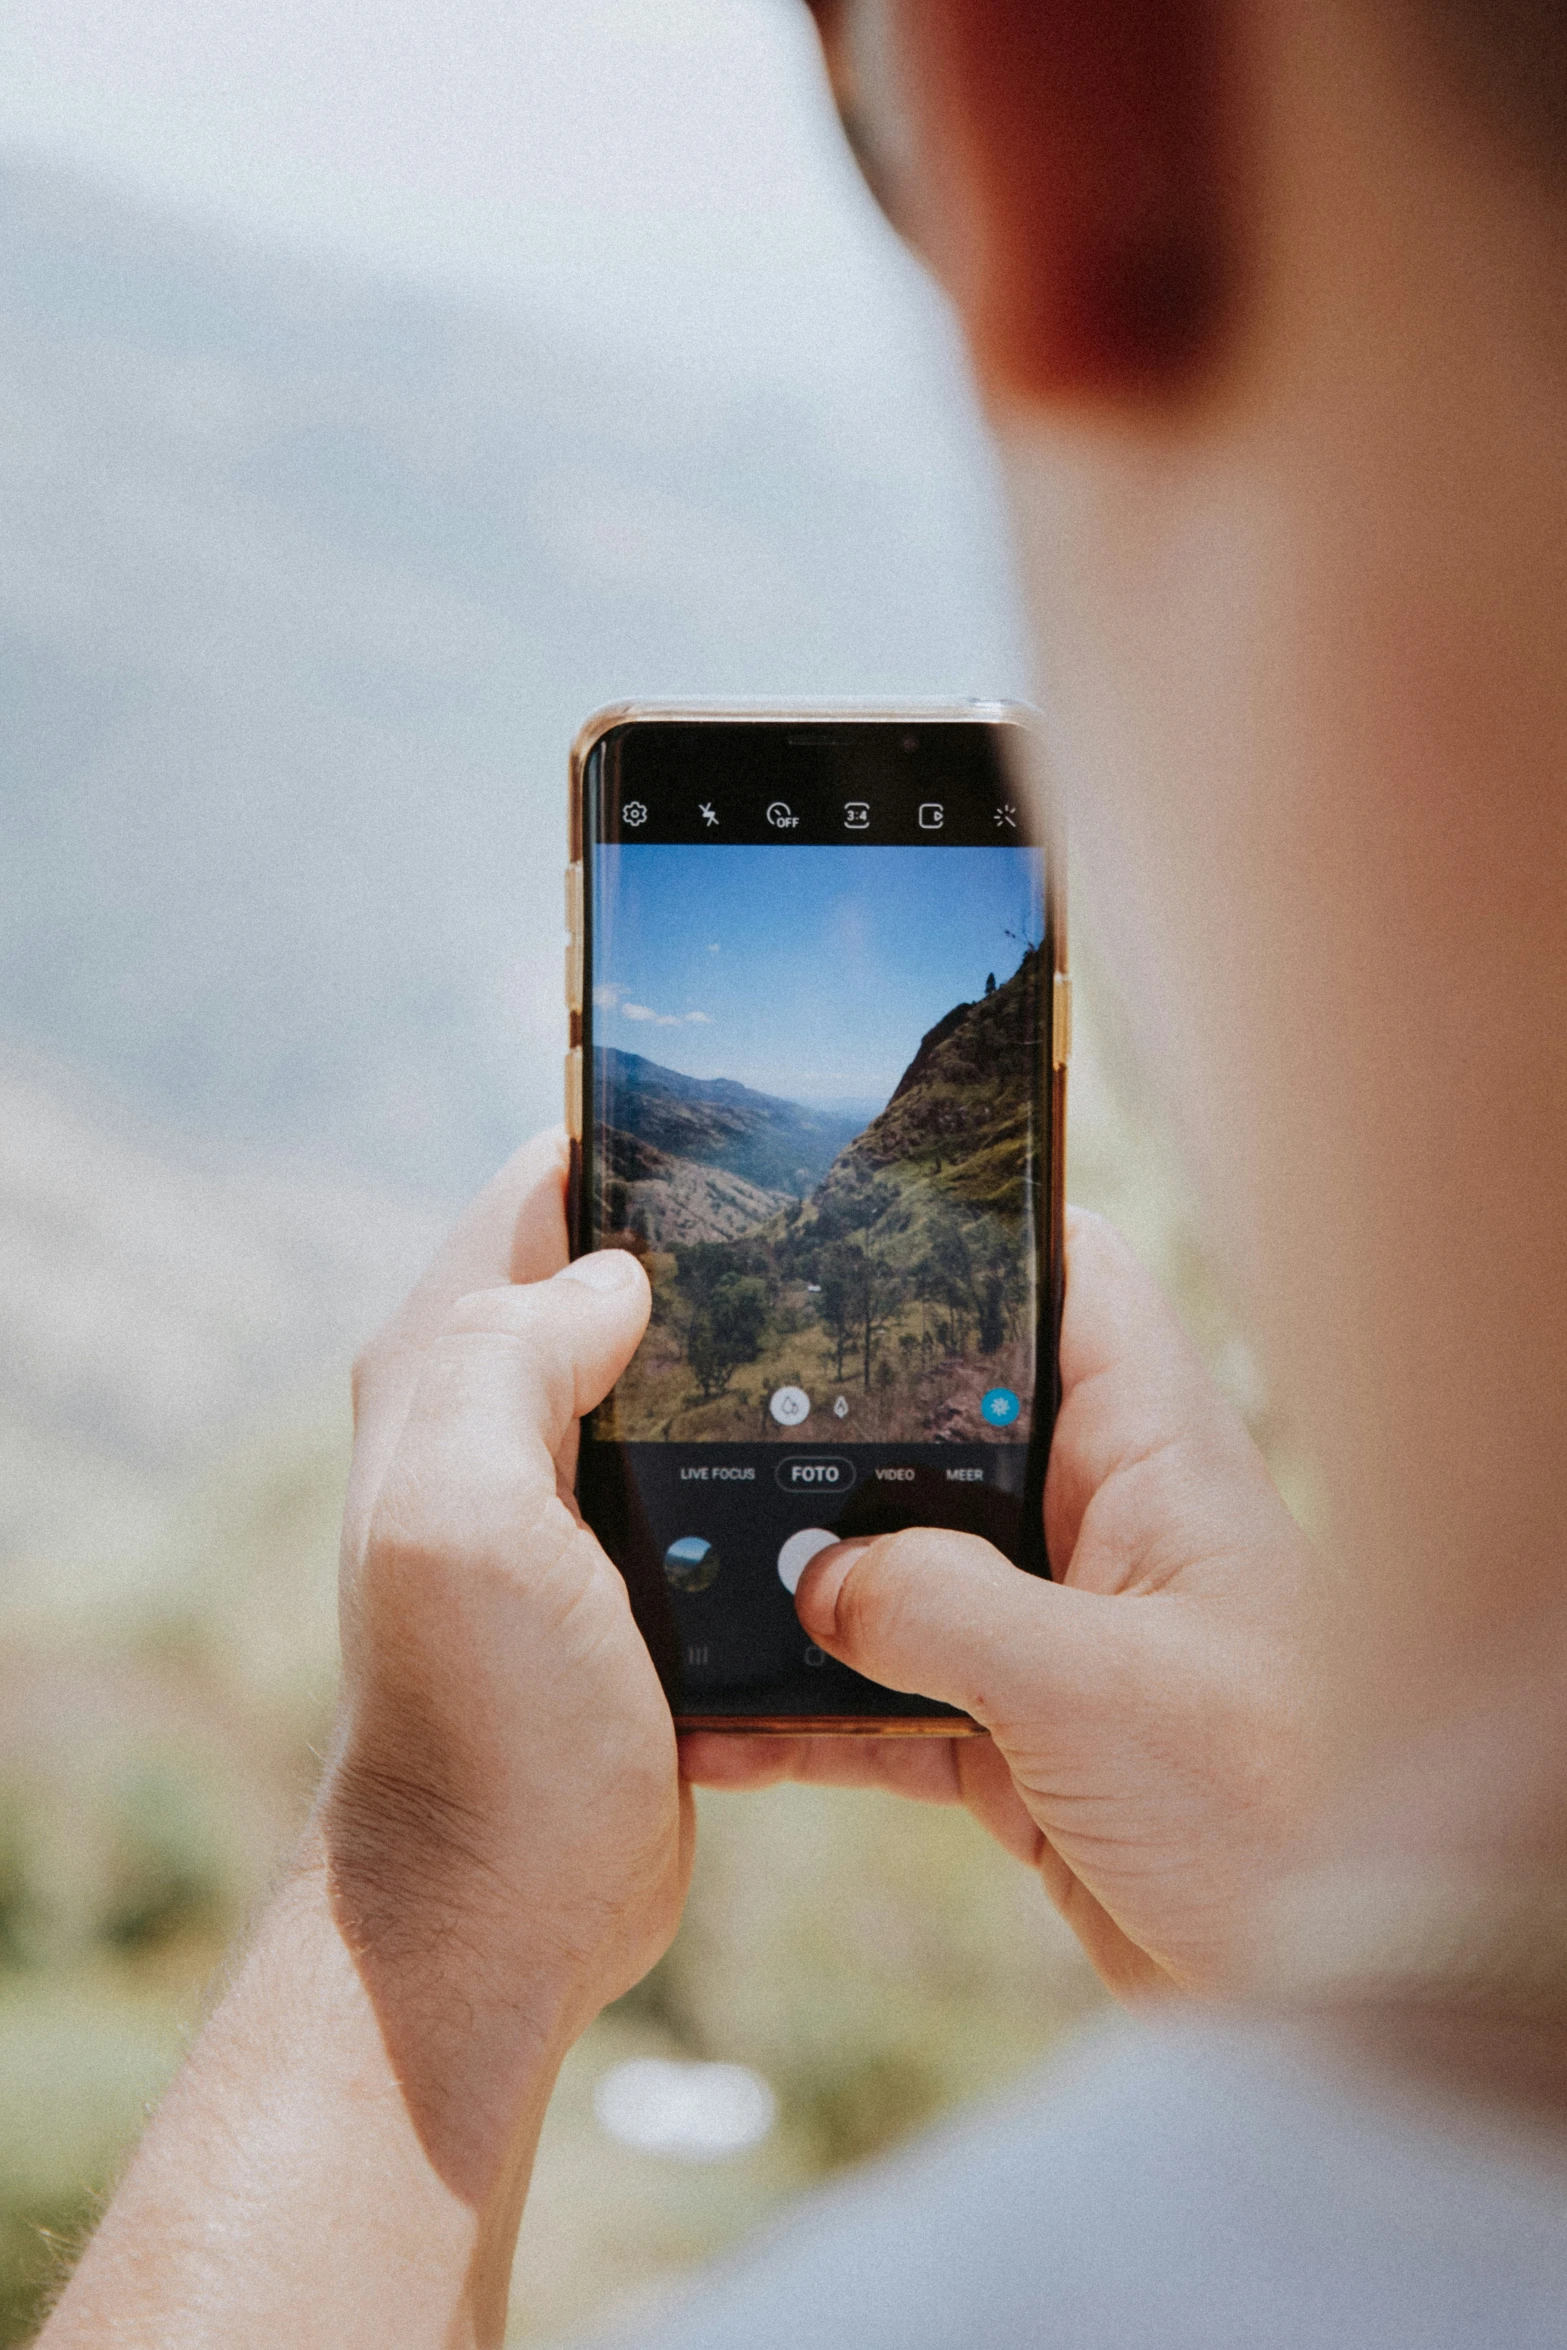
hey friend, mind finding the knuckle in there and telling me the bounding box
[440,1283,571,1368]
[439,1283,587,1422]
[443,1283,531,1336]
[366,1448,555,1592]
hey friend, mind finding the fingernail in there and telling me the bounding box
[796,1541,868,1637]
[557,1248,641,1292]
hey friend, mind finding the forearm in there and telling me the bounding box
[40,1831,564,2350]
[40,1159,692,2347]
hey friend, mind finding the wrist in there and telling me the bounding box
[45,1814,556,2350]
[311,1759,584,2202]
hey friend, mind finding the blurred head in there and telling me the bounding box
[809,2,1567,1850]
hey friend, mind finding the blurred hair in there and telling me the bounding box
[1413,0,1567,165]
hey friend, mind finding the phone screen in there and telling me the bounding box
[573,716,1060,1725]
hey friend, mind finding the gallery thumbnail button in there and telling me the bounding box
[663,1536,719,1593]
[775,1455,856,1495]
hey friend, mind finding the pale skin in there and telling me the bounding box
[44,1135,698,2350]
[38,0,1567,2340]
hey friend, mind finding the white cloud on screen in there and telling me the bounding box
[596,983,711,1030]
[621,1004,713,1029]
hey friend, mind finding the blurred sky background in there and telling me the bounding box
[0,0,1026,1189]
[0,0,1045,1617]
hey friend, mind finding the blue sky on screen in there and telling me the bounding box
[592,844,1043,1106]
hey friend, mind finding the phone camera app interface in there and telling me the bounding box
[579,724,1052,1719]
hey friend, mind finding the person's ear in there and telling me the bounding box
[905,0,1239,407]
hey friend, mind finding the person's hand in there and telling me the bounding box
[319,1131,691,2204]
[684,1207,1317,1999]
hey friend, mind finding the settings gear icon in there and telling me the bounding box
[621,800,648,827]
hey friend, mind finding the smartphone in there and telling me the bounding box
[565,703,1067,1732]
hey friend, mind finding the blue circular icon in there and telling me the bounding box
[981,1387,1021,1428]
[663,1535,719,1593]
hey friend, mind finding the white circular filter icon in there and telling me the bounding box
[778,1526,837,1596]
[769,1384,810,1427]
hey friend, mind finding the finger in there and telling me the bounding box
[679,1732,967,1803]
[1047,1207,1268,1574]
[363,1128,570,1382]
[348,1248,650,1569]
[427,1250,651,1479]
[354,1248,650,1610]
[795,1528,1124,1753]
[1031,1850,1173,1999]
[680,1727,1045,1870]
[348,1252,667,1827]
[347,1131,573,1543]
[951,1731,1049,1867]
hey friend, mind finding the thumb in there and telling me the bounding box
[795,1527,1121,1740]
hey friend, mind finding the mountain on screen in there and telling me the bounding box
[597,951,1040,1441]
[596,1049,861,1197]
[830,944,1040,1213]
